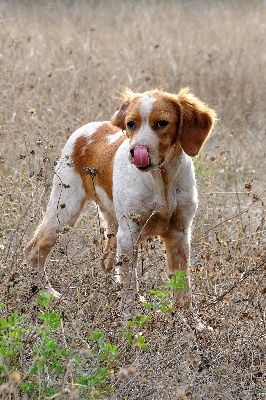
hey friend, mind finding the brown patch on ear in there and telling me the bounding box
[111,87,135,130]
[111,101,129,130]
[177,87,217,157]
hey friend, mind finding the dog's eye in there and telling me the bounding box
[155,120,169,129]
[127,121,136,130]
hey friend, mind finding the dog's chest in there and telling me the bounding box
[151,179,178,217]
[138,177,185,228]
[113,142,197,235]
[114,167,194,236]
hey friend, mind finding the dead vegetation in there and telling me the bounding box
[0,1,265,399]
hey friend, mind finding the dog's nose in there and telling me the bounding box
[130,146,136,158]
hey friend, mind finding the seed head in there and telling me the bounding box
[118,368,128,380]
[218,364,229,374]
[0,383,9,395]
[69,387,79,400]
[29,108,36,116]
[90,388,100,399]
[9,370,21,384]
[66,360,75,374]
[79,348,92,358]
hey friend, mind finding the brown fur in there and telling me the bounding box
[112,88,216,157]
[24,88,216,315]
[71,123,125,201]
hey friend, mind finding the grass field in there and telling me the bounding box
[0,1,265,399]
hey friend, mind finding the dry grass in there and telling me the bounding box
[0,0,265,399]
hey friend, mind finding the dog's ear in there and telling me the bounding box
[176,88,216,157]
[111,87,134,130]
[111,101,129,130]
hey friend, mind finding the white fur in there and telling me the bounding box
[63,121,107,153]
[138,96,157,145]
[113,140,197,232]
[139,96,155,119]
[25,90,213,315]
[45,124,100,231]
[129,96,160,165]
[95,185,115,215]
[45,155,86,232]
[106,130,124,144]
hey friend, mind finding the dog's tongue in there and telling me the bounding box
[133,146,149,168]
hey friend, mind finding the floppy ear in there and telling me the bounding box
[111,101,129,130]
[111,87,134,129]
[177,88,216,156]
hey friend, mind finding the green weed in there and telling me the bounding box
[0,274,185,399]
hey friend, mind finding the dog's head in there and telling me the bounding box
[111,87,217,170]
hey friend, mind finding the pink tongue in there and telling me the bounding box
[133,146,149,168]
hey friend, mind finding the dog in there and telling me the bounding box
[25,87,216,313]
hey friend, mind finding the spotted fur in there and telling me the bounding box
[25,88,216,312]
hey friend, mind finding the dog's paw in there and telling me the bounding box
[138,294,147,303]
[43,285,62,300]
[172,289,191,310]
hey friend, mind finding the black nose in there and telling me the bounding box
[130,146,136,157]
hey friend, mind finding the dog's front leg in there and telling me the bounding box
[115,224,139,319]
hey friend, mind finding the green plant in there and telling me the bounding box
[143,271,188,313]
[0,304,27,375]
[1,284,175,398]
[0,293,121,398]
[193,158,212,181]
[165,271,188,291]
[0,273,188,398]
[76,328,119,396]
[22,292,72,396]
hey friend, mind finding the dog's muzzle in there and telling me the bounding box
[130,145,150,169]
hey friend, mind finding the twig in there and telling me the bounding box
[60,318,68,349]
[200,259,266,308]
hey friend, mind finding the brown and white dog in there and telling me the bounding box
[25,88,216,312]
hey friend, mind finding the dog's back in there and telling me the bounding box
[24,88,216,316]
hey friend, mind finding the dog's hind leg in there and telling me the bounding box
[25,159,86,299]
[100,215,118,274]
